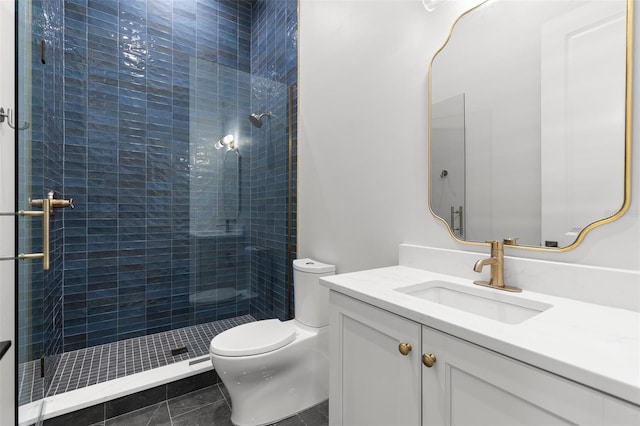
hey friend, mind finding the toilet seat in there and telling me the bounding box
[210,319,296,357]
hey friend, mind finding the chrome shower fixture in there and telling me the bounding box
[215,134,235,150]
[249,112,273,128]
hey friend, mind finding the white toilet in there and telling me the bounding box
[209,258,335,426]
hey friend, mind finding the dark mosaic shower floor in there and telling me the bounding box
[18,315,255,406]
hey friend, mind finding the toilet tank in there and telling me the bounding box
[293,258,335,327]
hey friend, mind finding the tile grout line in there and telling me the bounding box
[161,332,170,366]
[145,333,153,370]
[27,362,34,403]
[93,345,104,387]
[75,347,90,392]
[49,352,69,397]
[63,351,80,394]
[137,335,144,374]
[83,347,94,389]
[187,325,201,356]
[153,333,161,370]
[16,363,22,403]
[106,340,113,382]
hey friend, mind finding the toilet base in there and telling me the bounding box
[211,321,329,426]
[231,397,328,426]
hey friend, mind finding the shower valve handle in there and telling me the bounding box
[30,191,74,215]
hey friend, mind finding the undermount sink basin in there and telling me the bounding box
[395,280,552,324]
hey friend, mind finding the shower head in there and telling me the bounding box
[249,112,273,128]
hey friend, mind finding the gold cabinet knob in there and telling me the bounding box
[422,353,437,368]
[398,343,412,356]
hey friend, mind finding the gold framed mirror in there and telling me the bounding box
[428,0,633,251]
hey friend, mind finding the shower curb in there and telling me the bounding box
[19,356,218,425]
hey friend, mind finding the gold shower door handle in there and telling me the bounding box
[0,198,50,270]
[20,198,50,270]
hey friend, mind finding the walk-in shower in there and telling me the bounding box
[15,0,298,423]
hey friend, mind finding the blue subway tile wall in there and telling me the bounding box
[249,0,298,321]
[20,0,297,363]
[57,0,259,353]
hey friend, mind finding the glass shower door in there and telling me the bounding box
[15,0,66,413]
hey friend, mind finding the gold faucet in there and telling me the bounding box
[473,241,521,292]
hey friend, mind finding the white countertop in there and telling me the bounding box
[321,265,640,406]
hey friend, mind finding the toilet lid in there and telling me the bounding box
[210,319,296,357]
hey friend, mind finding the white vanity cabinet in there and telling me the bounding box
[329,291,422,426]
[329,291,640,426]
[422,326,639,425]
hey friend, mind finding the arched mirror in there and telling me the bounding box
[429,0,633,250]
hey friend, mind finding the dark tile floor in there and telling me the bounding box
[89,383,329,426]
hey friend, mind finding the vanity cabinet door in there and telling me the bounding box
[329,291,422,426]
[421,326,626,425]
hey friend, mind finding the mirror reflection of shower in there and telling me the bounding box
[249,111,273,128]
[431,94,466,240]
